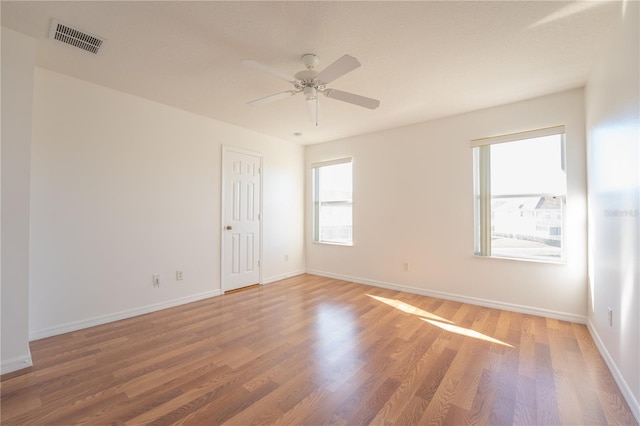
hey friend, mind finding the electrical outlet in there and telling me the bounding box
[402,262,409,272]
[284,254,289,262]
[153,274,160,287]
[607,307,613,326]
[176,270,183,281]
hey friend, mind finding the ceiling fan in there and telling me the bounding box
[242,54,380,125]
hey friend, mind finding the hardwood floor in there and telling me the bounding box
[1,274,636,425]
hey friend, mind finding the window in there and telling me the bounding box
[472,126,566,262]
[312,158,353,245]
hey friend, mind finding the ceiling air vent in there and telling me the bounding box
[49,19,105,54]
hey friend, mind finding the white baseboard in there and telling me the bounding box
[28,269,307,341]
[262,269,305,285]
[1,352,33,375]
[305,269,587,324]
[29,290,222,341]
[587,319,640,424]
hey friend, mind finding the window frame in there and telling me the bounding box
[311,157,353,246]
[472,126,567,263]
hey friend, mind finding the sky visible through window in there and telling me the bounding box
[319,162,352,201]
[491,135,564,196]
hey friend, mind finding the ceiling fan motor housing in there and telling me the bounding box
[295,54,324,96]
[294,69,319,81]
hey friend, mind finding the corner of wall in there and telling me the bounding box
[0,353,33,376]
[587,319,640,422]
[1,27,36,375]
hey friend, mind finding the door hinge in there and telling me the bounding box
[258,213,261,220]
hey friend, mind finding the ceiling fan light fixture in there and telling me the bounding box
[303,86,317,100]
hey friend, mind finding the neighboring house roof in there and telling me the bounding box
[494,196,561,211]
[535,196,562,210]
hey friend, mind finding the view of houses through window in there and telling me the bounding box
[312,158,353,245]
[491,195,563,259]
[474,129,566,261]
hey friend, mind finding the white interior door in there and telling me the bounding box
[222,147,262,292]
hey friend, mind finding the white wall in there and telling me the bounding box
[1,28,36,374]
[306,89,588,321]
[29,68,304,339]
[585,1,639,420]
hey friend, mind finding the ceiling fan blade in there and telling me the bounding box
[315,55,361,84]
[324,89,380,110]
[247,91,296,106]
[242,59,297,83]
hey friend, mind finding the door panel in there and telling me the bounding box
[222,148,261,292]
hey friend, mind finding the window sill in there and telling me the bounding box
[313,241,353,247]
[473,254,566,265]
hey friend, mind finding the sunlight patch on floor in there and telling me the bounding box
[367,294,513,347]
[422,319,513,348]
[367,295,454,324]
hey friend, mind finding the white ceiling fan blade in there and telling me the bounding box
[324,89,380,110]
[242,59,297,83]
[247,91,296,106]
[315,55,361,84]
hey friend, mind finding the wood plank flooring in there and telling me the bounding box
[1,274,636,425]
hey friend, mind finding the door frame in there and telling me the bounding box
[220,145,264,292]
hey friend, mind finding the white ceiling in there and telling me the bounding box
[1,1,621,144]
